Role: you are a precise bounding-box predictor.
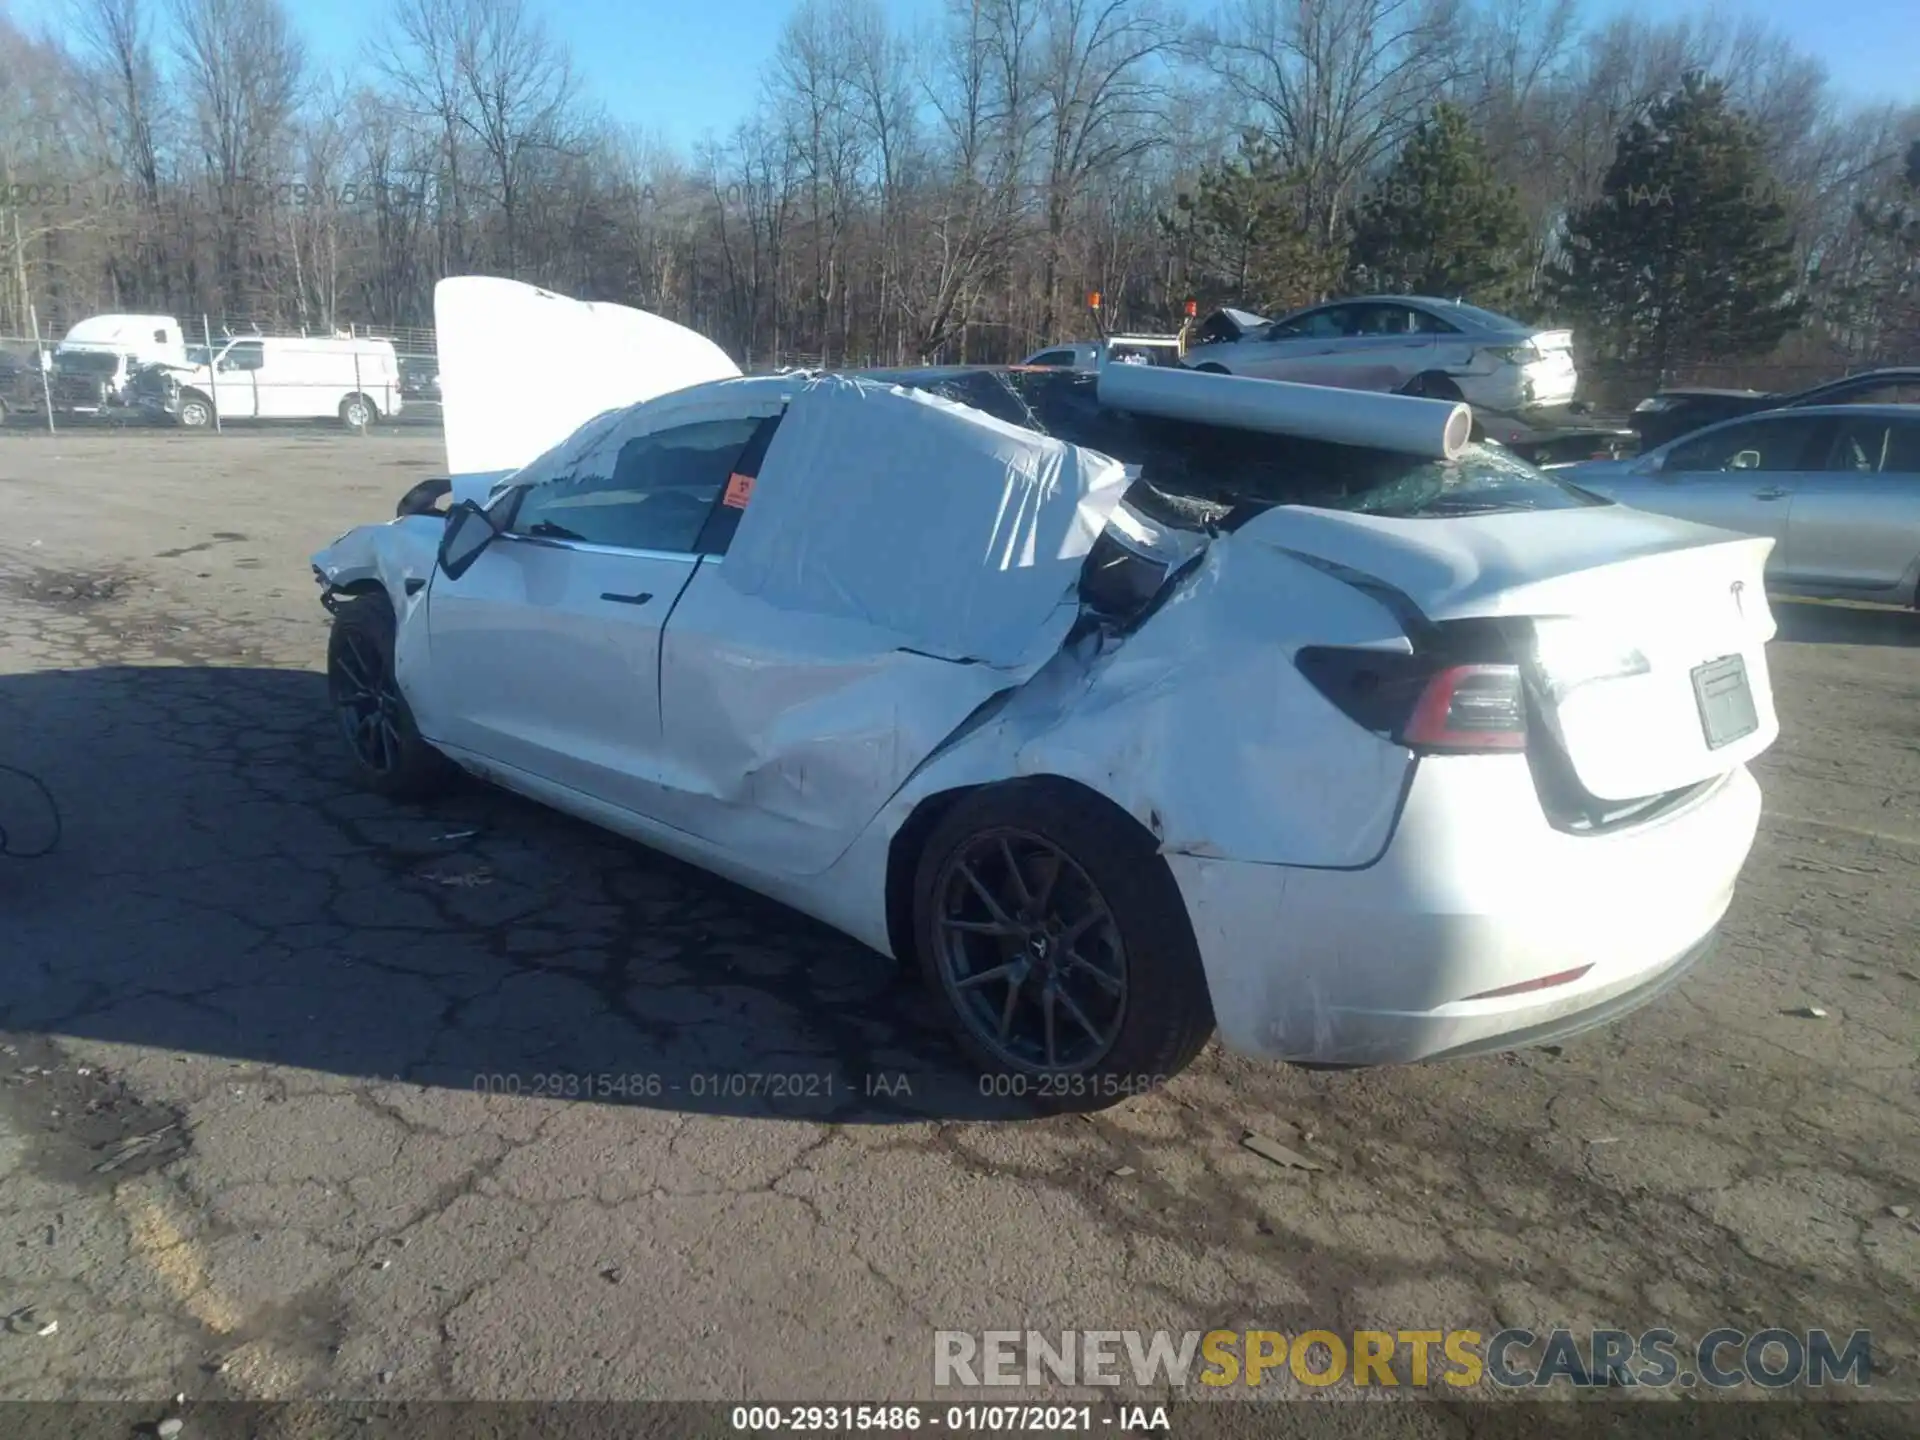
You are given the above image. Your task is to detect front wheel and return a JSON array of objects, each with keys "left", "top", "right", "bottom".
[
  {"left": 340, "top": 394, "right": 377, "bottom": 429},
  {"left": 177, "top": 392, "right": 213, "bottom": 428},
  {"left": 326, "top": 591, "right": 455, "bottom": 799},
  {"left": 912, "top": 781, "right": 1215, "bottom": 1112}
]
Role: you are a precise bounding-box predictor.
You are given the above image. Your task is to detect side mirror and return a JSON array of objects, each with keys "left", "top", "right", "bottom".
[
  {"left": 437, "top": 499, "right": 498, "bottom": 580},
  {"left": 1728, "top": 450, "right": 1762, "bottom": 470},
  {"left": 396, "top": 476, "right": 453, "bottom": 519}
]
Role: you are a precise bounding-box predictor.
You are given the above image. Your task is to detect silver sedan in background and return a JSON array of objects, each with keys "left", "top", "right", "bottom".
[
  {"left": 1563, "top": 404, "right": 1920, "bottom": 606},
  {"left": 1179, "top": 296, "right": 1579, "bottom": 414}
]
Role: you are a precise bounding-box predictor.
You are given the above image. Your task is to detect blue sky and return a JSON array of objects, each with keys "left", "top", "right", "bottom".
[{"left": 7, "top": 0, "right": 1913, "bottom": 150}]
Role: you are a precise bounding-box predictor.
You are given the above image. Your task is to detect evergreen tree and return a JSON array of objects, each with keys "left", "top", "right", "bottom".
[
  {"left": 1347, "top": 103, "right": 1531, "bottom": 310},
  {"left": 1164, "top": 132, "right": 1341, "bottom": 316},
  {"left": 1550, "top": 72, "right": 1806, "bottom": 377}
]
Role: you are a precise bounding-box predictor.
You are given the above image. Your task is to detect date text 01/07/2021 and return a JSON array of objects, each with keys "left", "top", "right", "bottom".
[
  {"left": 466, "top": 1071, "right": 914, "bottom": 1100},
  {"left": 730, "top": 1405, "right": 1172, "bottom": 1432}
]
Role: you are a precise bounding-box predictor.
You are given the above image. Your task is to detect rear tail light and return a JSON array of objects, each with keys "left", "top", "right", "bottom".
[
  {"left": 1295, "top": 648, "right": 1527, "bottom": 753},
  {"left": 1402, "top": 665, "right": 1527, "bottom": 750}
]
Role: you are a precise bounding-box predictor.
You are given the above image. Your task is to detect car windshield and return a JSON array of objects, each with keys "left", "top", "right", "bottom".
[{"left": 887, "top": 369, "right": 1607, "bottom": 523}]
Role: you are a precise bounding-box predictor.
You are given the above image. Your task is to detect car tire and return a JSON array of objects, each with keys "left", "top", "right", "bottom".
[
  {"left": 177, "top": 392, "right": 213, "bottom": 428},
  {"left": 911, "top": 780, "right": 1215, "bottom": 1112},
  {"left": 1401, "top": 372, "right": 1464, "bottom": 402},
  {"left": 1193, "top": 362, "right": 1229, "bottom": 375},
  {"left": 340, "top": 394, "right": 377, "bottom": 429},
  {"left": 325, "top": 590, "right": 456, "bottom": 800}
]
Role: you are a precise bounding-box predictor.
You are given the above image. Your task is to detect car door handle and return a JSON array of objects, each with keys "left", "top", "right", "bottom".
[
  {"left": 1752, "top": 486, "right": 1791, "bottom": 500},
  {"left": 600, "top": 590, "right": 653, "bottom": 606}
]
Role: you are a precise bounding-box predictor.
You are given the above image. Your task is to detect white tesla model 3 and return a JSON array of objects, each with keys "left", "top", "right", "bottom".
[{"left": 311, "top": 278, "right": 1779, "bottom": 1111}]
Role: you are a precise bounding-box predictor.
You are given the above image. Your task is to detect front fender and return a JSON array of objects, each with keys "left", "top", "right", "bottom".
[{"left": 310, "top": 515, "right": 446, "bottom": 621}]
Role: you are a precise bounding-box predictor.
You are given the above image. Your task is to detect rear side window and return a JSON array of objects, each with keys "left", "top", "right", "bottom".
[
  {"left": 1668, "top": 415, "right": 1826, "bottom": 473},
  {"left": 1027, "top": 351, "right": 1076, "bottom": 367},
  {"left": 1353, "top": 304, "right": 1423, "bottom": 335},
  {"left": 1276, "top": 307, "right": 1357, "bottom": 340},
  {"left": 1885, "top": 421, "right": 1920, "bottom": 474},
  {"left": 1821, "top": 416, "right": 1899, "bottom": 473}
]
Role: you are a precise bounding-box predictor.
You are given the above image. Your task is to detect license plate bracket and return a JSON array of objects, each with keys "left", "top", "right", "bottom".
[{"left": 1692, "top": 654, "right": 1758, "bottom": 749}]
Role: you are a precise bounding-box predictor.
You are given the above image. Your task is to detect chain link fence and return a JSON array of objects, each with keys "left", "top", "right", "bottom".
[
  {"left": 1, "top": 327, "right": 442, "bottom": 435},
  {"left": 5, "top": 323, "right": 1902, "bottom": 439}
]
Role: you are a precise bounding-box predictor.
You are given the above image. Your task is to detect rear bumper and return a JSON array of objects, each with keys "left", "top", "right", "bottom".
[
  {"left": 1167, "top": 758, "right": 1761, "bottom": 1065},
  {"left": 1462, "top": 360, "right": 1578, "bottom": 412},
  {"left": 1522, "top": 363, "right": 1579, "bottom": 408}
]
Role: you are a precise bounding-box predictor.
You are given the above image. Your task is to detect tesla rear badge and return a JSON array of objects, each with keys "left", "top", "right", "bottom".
[{"left": 1731, "top": 580, "right": 1746, "bottom": 619}]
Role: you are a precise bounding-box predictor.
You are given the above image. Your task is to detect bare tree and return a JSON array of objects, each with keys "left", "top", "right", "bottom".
[
  {"left": 375, "top": 0, "right": 476, "bottom": 274},
  {"left": 69, "top": 0, "right": 167, "bottom": 299},
  {"left": 1030, "top": 0, "right": 1177, "bottom": 339},
  {"left": 170, "top": 0, "right": 305, "bottom": 311},
  {"left": 453, "top": 0, "right": 578, "bottom": 273},
  {"left": 845, "top": 0, "right": 916, "bottom": 360},
  {"left": 1203, "top": 0, "right": 1467, "bottom": 244},
  {"left": 771, "top": 0, "right": 872, "bottom": 363}
]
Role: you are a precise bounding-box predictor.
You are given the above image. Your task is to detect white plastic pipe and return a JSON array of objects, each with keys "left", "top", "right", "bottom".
[{"left": 1097, "top": 362, "right": 1473, "bottom": 461}]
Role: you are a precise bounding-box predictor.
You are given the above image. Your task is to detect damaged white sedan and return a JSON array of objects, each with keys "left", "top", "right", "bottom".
[{"left": 312, "top": 278, "right": 1780, "bottom": 1110}]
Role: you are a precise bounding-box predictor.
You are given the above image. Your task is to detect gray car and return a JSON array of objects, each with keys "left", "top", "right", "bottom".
[
  {"left": 1562, "top": 404, "right": 1920, "bottom": 606},
  {"left": 1179, "top": 296, "right": 1579, "bottom": 414}
]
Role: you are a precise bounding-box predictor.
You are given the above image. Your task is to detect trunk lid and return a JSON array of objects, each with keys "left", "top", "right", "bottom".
[{"left": 1232, "top": 504, "right": 1779, "bottom": 802}]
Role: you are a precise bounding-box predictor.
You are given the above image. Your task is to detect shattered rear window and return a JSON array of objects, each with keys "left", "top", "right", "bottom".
[{"left": 886, "top": 369, "right": 1608, "bottom": 525}]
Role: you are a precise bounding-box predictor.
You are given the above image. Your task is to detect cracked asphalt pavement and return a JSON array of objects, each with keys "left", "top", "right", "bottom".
[{"left": 0, "top": 431, "right": 1915, "bottom": 1413}]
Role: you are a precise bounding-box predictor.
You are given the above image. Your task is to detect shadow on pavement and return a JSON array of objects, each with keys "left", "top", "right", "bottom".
[
  {"left": 1773, "top": 599, "right": 1920, "bottom": 648},
  {"left": 0, "top": 663, "right": 1031, "bottom": 1124}
]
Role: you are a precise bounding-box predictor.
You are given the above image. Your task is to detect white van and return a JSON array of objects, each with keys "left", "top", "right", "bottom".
[{"left": 138, "top": 336, "right": 404, "bottom": 428}]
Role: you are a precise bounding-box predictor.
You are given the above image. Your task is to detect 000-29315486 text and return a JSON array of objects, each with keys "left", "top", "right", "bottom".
[{"left": 730, "top": 1405, "right": 1100, "bottom": 1430}]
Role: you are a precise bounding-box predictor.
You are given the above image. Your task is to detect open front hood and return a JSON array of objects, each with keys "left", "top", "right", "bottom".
[{"left": 434, "top": 277, "right": 742, "bottom": 491}]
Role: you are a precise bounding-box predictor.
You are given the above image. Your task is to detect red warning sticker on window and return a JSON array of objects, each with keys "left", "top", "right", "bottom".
[{"left": 723, "top": 472, "right": 754, "bottom": 508}]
